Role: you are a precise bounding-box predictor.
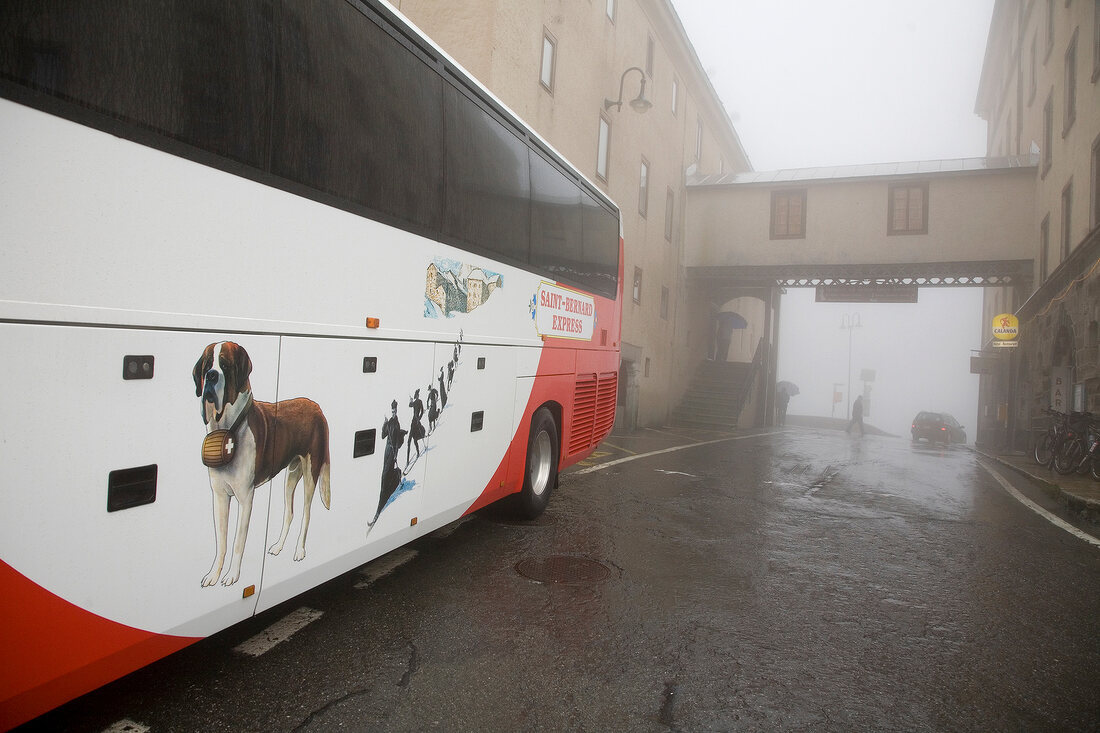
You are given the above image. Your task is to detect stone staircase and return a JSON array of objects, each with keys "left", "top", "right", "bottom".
[{"left": 670, "top": 360, "right": 755, "bottom": 430}]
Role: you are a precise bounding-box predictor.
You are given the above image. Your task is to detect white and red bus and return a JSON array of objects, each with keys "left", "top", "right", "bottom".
[{"left": 0, "top": 1, "right": 622, "bottom": 726}]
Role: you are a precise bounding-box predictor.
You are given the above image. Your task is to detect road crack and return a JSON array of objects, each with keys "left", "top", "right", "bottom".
[{"left": 398, "top": 642, "right": 420, "bottom": 687}]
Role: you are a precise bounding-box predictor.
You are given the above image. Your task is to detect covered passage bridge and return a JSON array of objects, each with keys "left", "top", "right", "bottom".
[{"left": 673, "top": 156, "right": 1037, "bottom": 430}]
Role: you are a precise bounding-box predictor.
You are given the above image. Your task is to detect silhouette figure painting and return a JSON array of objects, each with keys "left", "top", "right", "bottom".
[
  {"left": 369, "top": 400, "right": 407, "bottom": 531},
  {"left": 427, "top": 383, "right": 440, "bottom": 433},
  {"left": 407, "top": 389, "right": 425, "bottom": 468},
  {"left": 438, "top": 367, "right": 448, "bottom": 409}
]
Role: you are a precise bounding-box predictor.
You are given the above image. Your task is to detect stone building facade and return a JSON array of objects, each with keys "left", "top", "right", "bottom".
[{"left": 975, "top": 0, "right": 1100, "bottom": 448}]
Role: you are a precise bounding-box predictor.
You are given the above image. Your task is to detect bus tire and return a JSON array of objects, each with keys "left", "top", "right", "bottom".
[{"left": 517, "top": 408, "right": 559, "bottom": 519}]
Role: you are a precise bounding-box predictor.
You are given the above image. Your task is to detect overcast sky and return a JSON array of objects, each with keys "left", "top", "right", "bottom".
[{"left": 670, "top": 0, "right": 997, "bottom": 437}]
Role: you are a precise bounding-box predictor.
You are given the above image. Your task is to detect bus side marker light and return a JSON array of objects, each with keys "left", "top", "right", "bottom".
[
  {"left": 410, "top": 517, "right": 418, "bottom": 526},
  {"left": 366, "top": 317, "right": 381, "bottom": 329},
  {"left": 243, "top": 585, "right": 256, "bottom": 598}
]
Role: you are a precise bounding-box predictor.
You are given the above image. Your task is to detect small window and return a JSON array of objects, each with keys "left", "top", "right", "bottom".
[
  {"left": 644, "top": 357, "right": 651, "bottom": 377},
  {"left": 646, "top": 36, "right": 655, "bottom": 78},
  {"left": 1064, "top": 30, "right": 1078, "bottom": 135},
  {"left": 1093, "top": 0, "right": 1100, "bottom": 81},
  {"left": 1047, "top": 0, "right": 1056, "bottom": 59},
  {"left": 1030, "top": 35, "right": 1038, "bottom": 103},
  {"left": 671, "top": 77, "right": 679, "bottom": 116},
  {"left": 695, "top": 117, "right": 703, "bottom": 161},
  {"left": 660, "top": 286, "right": 669, "bottom": 320},
  {"left": 770, "top": 189, "right": 806, "bottom": 239},
  {"left": 1091, "top": 133, "right": 1100, "bottom": 228},
  {"left": 664, "top": 188, "right": 675, "bottom": 241},
  {"left": 1043, "top": 92, "right": 1054, "bottom": 176},
  {"left": 639, "top": 158, "right": 649, "bottom": 217},
  {"left": 888, "top": 183, "right": 929, "bottom": 235},
  {"left": 596, "top": 114, "right": 611, "bottom": 181},
  {"left": 1040, "top": 215, "right": 1051, "bottom": 282},
  {"left": 1062, "top": 179, "right": 1074, "bottom": 258},
  {"left": 633, "top": 267, "right": 642, "bottom": 304},
  {"left": 540, "top": 31, "right": 556, "bottom": 93}
]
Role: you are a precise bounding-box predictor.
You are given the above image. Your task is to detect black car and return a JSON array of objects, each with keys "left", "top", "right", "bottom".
[{"left": 911, "top": 411, "right": 966, "bottom": 444}]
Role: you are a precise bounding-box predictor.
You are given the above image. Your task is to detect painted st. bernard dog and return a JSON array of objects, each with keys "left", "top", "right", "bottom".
[{"left": 193, "top": 341, "right": 331, "bottom": 587}]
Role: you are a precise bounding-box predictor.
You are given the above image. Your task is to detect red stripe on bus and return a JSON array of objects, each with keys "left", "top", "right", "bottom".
[{"left": 0, "top": 560, "right": 198, "bottom": 730}]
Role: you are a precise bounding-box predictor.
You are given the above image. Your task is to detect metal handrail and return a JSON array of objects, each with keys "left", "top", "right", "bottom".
[{"left": 738, "top": 337, "right": 765, "bottom": 415}]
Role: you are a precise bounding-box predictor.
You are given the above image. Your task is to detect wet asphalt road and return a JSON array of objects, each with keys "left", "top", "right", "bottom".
[{"left": 22, "top": 428, "right": 1100, "bottom": 732}]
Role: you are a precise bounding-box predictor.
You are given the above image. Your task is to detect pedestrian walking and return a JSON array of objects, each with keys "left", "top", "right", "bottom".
[
  {"left": 846, "top": 395, "right": 864, "bottom": 436},
  {"left": 776, "top": 388, "right": 790, "bottom": 426}
]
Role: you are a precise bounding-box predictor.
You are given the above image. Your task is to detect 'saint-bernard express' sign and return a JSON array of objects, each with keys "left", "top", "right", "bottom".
[{"left": 533, "top": 282, "right": 596, "bottom": 340}]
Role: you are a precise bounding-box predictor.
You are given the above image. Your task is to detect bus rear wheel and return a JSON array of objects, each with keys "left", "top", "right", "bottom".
[{"left": 517, "top": 408, "right": 559, "bottom": 519}]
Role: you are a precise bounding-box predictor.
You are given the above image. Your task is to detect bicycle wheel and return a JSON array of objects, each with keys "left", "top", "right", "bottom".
[
  {"left": 1054, "top": 439, "right": 1084, "bottom": 474},
  {"left": 1034, "top": 432, "right": 1055, "bottom": 465}
]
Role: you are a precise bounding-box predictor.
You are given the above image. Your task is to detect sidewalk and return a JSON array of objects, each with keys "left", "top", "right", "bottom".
[{"left": 971, "top": 447, "right": 1100, "bottom": 525}]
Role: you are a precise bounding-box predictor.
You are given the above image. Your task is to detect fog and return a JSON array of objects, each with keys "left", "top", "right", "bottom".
[
  {"left": 776, "top": 288, "right": 983, "bottom": 437},
  {"left": 671, "top": 0, "right": 997, "bottom": 439}
]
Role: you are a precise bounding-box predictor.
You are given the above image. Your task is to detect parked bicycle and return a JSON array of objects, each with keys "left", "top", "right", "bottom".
[
  {"left": 1052, "top": 411, "right": 1100, "bottom": 480},
  {"left": 1033, "top": 408, "right": 1070, "bottom": 467}
]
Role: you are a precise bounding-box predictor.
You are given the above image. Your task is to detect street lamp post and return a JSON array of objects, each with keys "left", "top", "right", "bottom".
[
  {"left": 840, "top": 313, "right": 861, "bottom": 420},
  {"left": 603, "top": 67, "right": 653, "bottom": 114}
]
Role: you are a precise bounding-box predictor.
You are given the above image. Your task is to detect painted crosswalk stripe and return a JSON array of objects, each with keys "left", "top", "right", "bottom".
[
  {"left": 233, "top": 607, "right": 323, "bottom": 657},
  {"left": 101, "top": 720, "right": 149, "bottom": 733},
  {"left": 574, "top": 430, "right": 783, "bottom": 474},
  {"left": 354, "top": 548, "right": 419, "bottom": 589}
]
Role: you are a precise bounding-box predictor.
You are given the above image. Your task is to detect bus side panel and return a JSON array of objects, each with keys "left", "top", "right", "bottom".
[
  {"left": 0, "top": 325, "right": 281, "bottom": 726},
  {"left": 464, "top": 346, "right": 577, "bottom": 515},
  {"left": 252, "top": 336, "right": 432, "bottom": 612},
  {"left": 0, "top": 561, "right": 196, "bottom": 731},
  {"left": 419, "top": 341, "right": 519, "bottom": 527}
]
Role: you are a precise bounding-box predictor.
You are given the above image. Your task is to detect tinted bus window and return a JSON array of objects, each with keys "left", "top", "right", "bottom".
[
  {"left": 443, "top": 84, "right": 531, "bottom": 263},
  {"left": 530, "top": 151, "right": 583, "bottom": 279},
  {"left": 271, "top": 0, "right": 443, "bottom": 232},
  {"left": 580, "top": 190, "right": 620, "bottom": 296},
  {"left": 0, "top": 0, "right": 273, "bottom": 170}
]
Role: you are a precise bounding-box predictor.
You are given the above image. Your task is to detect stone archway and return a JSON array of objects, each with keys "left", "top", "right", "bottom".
[{"left": 714, "top": 296, "right": 764, "bottom": 363}]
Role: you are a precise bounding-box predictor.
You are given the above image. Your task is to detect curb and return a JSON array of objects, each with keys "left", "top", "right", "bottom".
[{"left": 973, "top": 448, "right": 1100, "bottom": 525}]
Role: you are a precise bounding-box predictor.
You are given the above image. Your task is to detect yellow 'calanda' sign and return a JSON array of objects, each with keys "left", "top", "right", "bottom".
[{"left": 992, "top": 313, "right": 1019, "bottom": 341}]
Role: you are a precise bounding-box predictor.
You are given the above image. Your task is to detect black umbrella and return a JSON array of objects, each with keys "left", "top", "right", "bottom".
[{"left": 777, "top": 381, "right": 800, "bottom": 396}]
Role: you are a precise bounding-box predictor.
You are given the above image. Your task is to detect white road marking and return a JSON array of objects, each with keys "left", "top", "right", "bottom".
[
  {"left": 354, "top": 548, "right": 419, "bottom": 589},
  {"left": 656, "top": 469, "right": 698, "bottom": 477},
  {"left": 101, "top": 720, "right": 149, "bottom": 733},
  {"left": 979, "top": 461, "right": 1100, "bottom": 548},
  {"left": 232, "top": 607, "right": 323, "bottom": 657},
  {"left": 574, "top": 431, "right": 784, "bottom": 475}
]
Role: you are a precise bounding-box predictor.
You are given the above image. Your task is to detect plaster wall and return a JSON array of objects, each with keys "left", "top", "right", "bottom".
[{"left": 685, "top": 170, "right": 1036, "bottom": 269}]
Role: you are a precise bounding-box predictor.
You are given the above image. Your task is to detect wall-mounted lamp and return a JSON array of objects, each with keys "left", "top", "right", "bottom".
[{"left": 604, "top": 66, "right": 652, "bottom": 113}]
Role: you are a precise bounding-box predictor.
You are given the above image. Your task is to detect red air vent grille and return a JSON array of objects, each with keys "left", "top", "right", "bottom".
[
  {"left": 569, "top": 374, "right": 598, "bottom": 455},
  {"left": 568, "top": 372, "right": 618, "bottom": 455},
  {"left": 593, "top": 371, "right": 617, "bottom": 444}
]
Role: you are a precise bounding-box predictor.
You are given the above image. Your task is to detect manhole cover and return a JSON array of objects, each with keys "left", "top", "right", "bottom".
[{"left": 515, "top": 556, "right": 610, "bottom": 585}]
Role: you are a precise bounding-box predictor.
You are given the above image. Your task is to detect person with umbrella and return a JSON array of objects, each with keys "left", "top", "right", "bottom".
[{"left": 776, "top": 381, "right": 798, "bottom": 426}]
